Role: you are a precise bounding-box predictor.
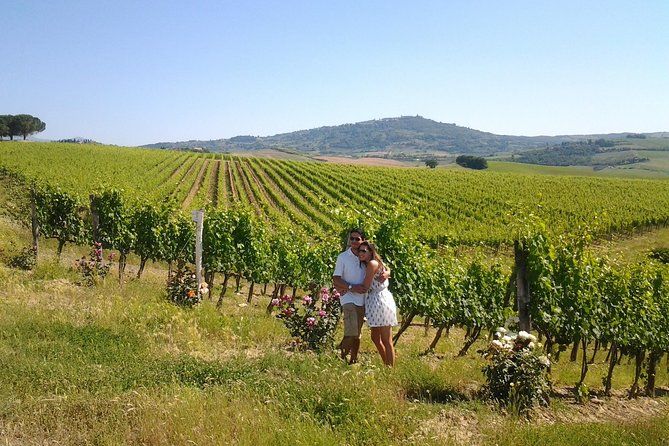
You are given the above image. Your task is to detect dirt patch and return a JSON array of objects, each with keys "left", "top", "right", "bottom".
[
  {"left": 314, "top": 156, "right": 418, "bottom": 167},
  {"left": 411, "top": 389, "right": 669, "bottom": 445}
]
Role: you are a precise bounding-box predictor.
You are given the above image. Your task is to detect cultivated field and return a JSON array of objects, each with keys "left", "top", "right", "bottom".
[{"left": 2, "top": 142, "right": 669, "bottom": 245}]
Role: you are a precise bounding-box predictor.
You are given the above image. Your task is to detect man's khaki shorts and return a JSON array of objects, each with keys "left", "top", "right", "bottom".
[{"left": 342, "top": 303, "right": 365, "bottom": 338}]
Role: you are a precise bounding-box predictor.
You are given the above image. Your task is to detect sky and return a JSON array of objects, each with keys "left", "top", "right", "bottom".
[{"left": 2, "top": 1, "right": 668, "bottom": 146}]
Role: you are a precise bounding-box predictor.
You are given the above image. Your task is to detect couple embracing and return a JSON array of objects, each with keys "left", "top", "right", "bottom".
[{"left": 333, "top": 229, "right": 398, "bottom": 366}]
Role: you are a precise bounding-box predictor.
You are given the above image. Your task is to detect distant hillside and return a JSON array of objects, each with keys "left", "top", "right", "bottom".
[
  {"left": 143, "top": 116, "right": 666, "bottom": 156},
  {"left": 511, "top": 139, "right": 651, "bottom": 168}
]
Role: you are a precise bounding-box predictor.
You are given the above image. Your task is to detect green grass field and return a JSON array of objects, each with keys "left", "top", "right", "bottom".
[{"left": 1, "top": 190, "right": 668, "bottom": 444}]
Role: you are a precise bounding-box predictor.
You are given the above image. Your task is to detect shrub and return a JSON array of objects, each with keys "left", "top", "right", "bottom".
[
  {"left": 76, "top": 242, "right": 113, "bottom": 285},
  {"left": 166, "top": 266, "right": 208, "bottom": 307},
  {"left": 456, "top": 155, "right": 488, "bottom": 170},
  {"left": 270, "top": 287, "right": 341, "bottom": 351},
  {"left": 482, "top": 328, "right": 551, "bottom": 416},
  {"left": 8, "top": 246, "right": 37, "bottom": 270}
]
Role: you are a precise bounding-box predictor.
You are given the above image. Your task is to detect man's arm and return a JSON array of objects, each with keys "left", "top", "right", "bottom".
[{"left": 333, "top": 276, "right": 349, "bottom": 295}]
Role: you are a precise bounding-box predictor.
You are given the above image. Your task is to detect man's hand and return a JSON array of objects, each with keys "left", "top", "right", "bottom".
[
  {"left": 334, "top": 284, "right": 348, "bottom": 295},
  {"left": 351, "top": 284, "right": 367, "bottom": 294}
]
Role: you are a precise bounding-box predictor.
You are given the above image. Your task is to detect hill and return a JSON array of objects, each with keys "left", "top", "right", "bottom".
[{"left": 142, "top": 116, "right": 667, "bottom": 157}]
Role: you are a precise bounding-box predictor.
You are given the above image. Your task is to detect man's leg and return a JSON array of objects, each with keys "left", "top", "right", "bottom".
[
  {"left": 349, "top": 305, "right": 365, "bottom": 364},
  {"left": 341, "top": 304, "right": 359, "bottom": 362}
]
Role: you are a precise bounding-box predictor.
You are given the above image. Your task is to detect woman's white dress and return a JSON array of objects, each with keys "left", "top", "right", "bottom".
[{"left": 365, "top": 268, "right": 398, "bottom": 327}]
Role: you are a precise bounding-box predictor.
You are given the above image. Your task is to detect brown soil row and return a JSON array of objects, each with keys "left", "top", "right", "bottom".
[
  {"left": 249, "top": 161, "right": 314, "bottom": 225},
  {"left": 225, "top": 161, "right": 237, "bottom": 201},
  {"left": 209, "top": 160, "right": 220, "bottom": 207},
  {"left": 181, "top": 159, "right": 210, "bottom": 209}
]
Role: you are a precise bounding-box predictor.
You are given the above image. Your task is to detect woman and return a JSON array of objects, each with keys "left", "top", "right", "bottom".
[{"left": 357, "top": 241, "right": 398, "bottom": 366}]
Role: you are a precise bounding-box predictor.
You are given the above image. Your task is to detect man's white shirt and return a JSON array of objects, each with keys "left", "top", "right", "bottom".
[{"left": 333, "top": 248, "right": 366, "bottom": 306}]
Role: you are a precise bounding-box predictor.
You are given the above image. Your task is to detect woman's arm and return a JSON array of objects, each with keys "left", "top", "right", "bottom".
[{"left": 359, "top": 260, "right": 379, "bottom": 293}]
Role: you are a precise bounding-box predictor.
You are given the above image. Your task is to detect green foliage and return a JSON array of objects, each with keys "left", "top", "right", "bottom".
[
  {"left": 132, "top": 201, "right": 169, "bottom": 276},
  {"left": 32, "top": 185, "right": 87, "bottom": 256},
  {"left": 3, "top": 114, "right": 46, "bottom": 140},
  {"left": 4, "top": 142, "right": 669, "bottom": 246},
  {"left": 513, "top": 140, "right": 648, "bottom": 168},
  {"left": 456, "top": 155, "right": 488, "bottom": 169},
  {"left": 424, "top": 158, "right": 438, "bottom": 168},
  {"left": 161, "top": 211, "right": 195, "bottom": 267}
]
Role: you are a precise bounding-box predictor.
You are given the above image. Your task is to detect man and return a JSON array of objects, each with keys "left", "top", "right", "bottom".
[
  {"left": 333, "top": 229, "right": 390, "bottom": 364},
  {"left": 333, "top": 229, "right": 367, "bottom": 364}
]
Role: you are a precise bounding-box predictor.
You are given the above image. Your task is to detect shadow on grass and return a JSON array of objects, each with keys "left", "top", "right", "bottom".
[{"left": 403, "top": 383, "right": 475, "bottom": 404}]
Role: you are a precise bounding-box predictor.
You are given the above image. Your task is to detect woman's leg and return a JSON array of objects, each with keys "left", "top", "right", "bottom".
[
  {"left": 370, "top": 327, "right": 386, "bottom": 363},
  {"left": 379, "top": 326, "right": 395, "bottom": 366}
]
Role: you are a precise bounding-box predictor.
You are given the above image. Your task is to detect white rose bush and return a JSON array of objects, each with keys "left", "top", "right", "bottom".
[{"left": 482, "top": 328, "right": 551, "bottom": 416}]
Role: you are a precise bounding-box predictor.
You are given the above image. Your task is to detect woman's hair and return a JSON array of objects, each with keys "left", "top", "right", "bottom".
[{"left": 358, "top": 241, "right": 385, "bottom": 271}]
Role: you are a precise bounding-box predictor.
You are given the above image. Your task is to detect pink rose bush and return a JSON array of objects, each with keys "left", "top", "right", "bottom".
[
  {"left": 270, "top": 287, "right": 341, "bottom": 351},
  {"left": 76, "top": 242, "right": 112, "bottom": 285},
  {"left": 166, "top": 266, "right": 207, "bottom": 308}
]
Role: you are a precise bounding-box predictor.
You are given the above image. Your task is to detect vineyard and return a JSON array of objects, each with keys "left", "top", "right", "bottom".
[
  {"left": 2, "top": 142, "right": 669, "bottom": 245},
  {"left": 1, "top": 142, "right": 669, "bottom": 442}
]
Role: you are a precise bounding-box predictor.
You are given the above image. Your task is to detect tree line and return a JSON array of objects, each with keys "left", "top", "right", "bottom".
[{"left": 0, "top": 114, "right": 46, "bottom": 141}]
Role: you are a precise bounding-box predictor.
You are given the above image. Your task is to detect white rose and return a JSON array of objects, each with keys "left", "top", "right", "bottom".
[
  {"left": 528, "top": 342, "right": 535, "bottom": 349},
  {"left": 517, "top": 331, "right": 530, "bottom": 340},
  {"left": 539, "top": 355, "right": 551, "bottom": 367}
]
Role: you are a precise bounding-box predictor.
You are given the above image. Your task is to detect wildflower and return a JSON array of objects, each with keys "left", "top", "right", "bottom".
[
  {"left": 332, "top": 290, "right": 341, "bottom": 300},
  {"left": 491, "top": 340, "right": 504, "bottom": 349},
  {"left": 538, "top": 355, "right": 551, "bottom": 367},
  {"left": 318, "top": 310, "right": 326, "bottom": 318},
  {"left": 306, "top": 317, "right": 316, "bottom": 328},
  {"left": 496, "top": 327, "right": 507, "bottom": 335},
  {"left": 517, "top": 331, "right": 531, "bottom": 341},
  {"left": 187, "top": 290, "right": 196, "bottom": 298},
  {"left": 528, "top": 342, "right": 535, "bottom": 349},
  {"left": 282, "top": 307, "right": 294, "bottom": 317},
  {"left": 271, "top": 298, "right": 280, "bottom": 307},
  {"left": 303, "top": 296, "right": 312, "bottom": 305}
]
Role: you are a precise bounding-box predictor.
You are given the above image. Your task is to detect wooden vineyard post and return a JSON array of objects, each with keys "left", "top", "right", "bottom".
[
  {"left": 514, "top": 240, "right": 531, "bottom": 332},
  {"left": 30, "top": 190, "right": 39, "bottom": 256},
  {"left": 192, "top": 209, "right": 204, "bottom": 298},
  {"left": 89, "top": 194, "right": 99, "bottom": 242}
]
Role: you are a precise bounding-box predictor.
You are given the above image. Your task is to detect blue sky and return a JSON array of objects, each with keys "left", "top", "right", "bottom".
[{"left": 2, "top": 1, "right": 668, "bottom": 146}]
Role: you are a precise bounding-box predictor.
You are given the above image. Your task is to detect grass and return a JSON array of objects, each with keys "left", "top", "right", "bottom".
[
  {"left": 1, "top": 176, "right": 668, "bottom": 444},
  {"left": 1, "top": 251, "right": 667, "bottom": 445}
]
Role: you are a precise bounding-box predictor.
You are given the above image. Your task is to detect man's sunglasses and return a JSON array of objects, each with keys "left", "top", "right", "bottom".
[{"left": 349, "top": 237, "right": 362, "bottom": 242}]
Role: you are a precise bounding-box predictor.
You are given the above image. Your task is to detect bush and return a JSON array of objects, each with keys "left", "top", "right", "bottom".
[
  {"left": 76, "top": 242, "right": 113, "bottom": 285},
  {"left": 482, "top": 328, "right": 551, "bottom": 416},
  {"left": 270, "top": 287, "right": 341, "bottom": 351},
  {"left": 166, "top": 266, "right": 208, "bottom": 307},
  {"left": 8, "top": 246, "right": 37, "bottom": 270},
  {"left": 456, "top": 155, "right": 488, "bottom": 170}
]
